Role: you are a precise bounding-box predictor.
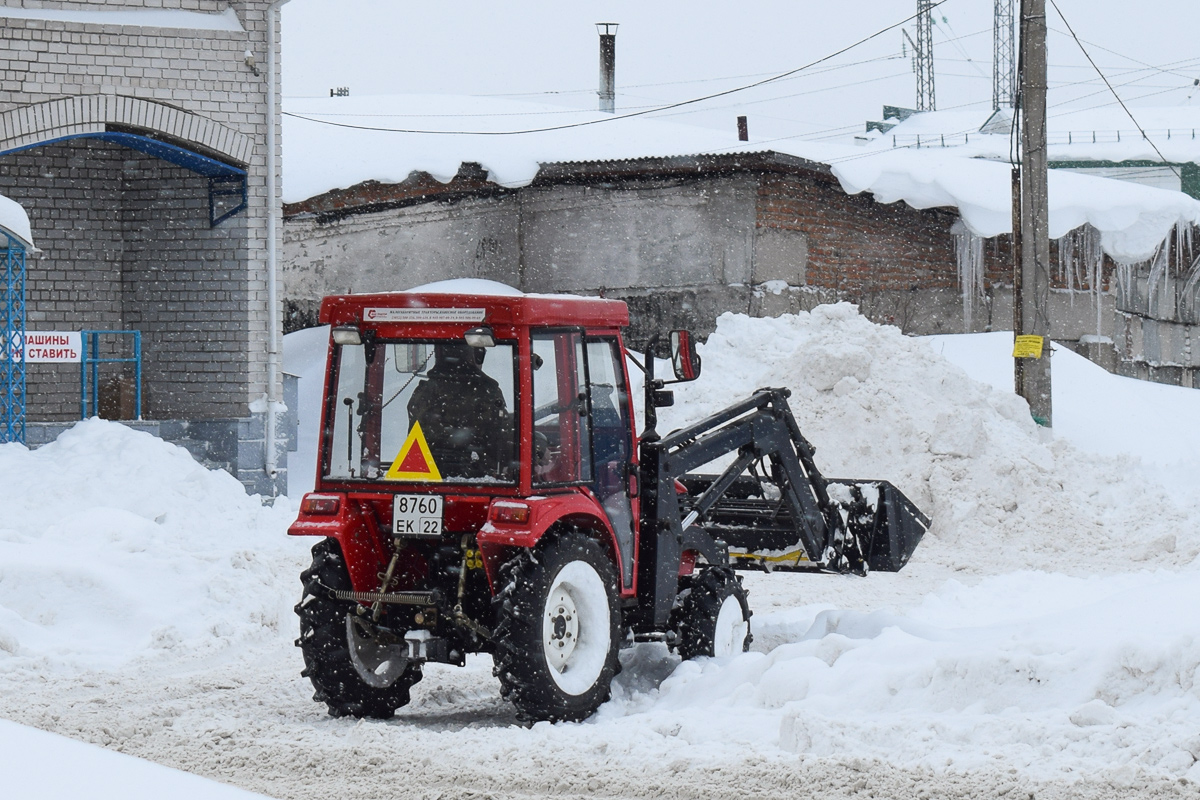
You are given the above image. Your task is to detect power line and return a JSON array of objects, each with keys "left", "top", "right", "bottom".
[
  {"left": 1049, "top": 0, "right": 1185, "bottom": 180},
  {"left": 282, "top": 0, "right": 950, "bottom": 137},
  {"left": 1046, "top": 25, "right": 1200, "bottom": 81}
]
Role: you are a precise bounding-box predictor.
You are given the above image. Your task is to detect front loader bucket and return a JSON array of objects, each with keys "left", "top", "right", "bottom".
[{"left": 845, "top": 480, "right": 929, "bottom": 573}]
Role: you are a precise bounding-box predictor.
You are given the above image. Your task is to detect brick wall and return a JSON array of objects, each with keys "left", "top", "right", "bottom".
[
  {"left": 756, "top": 172, "right": 961, "bottom": 293},
  {"left": 0, "top": 139, "right": 124, "bottom": 418},
  {"left": 122, "top": 151, "right": 249, "bottom": 419},
  {"left": 0, "top": 0, "right": 279, "bottom": 412},
  {"left": 0, "top": 139, "right": 250, "bottom": 420}
]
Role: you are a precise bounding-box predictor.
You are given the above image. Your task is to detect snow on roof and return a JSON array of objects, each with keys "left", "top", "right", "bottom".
[
  {"left": 0, "top": 192, "right": 33, "bottom": 249},
  {"left": 0, "top": 6, "right": 244, "bottom": 32},
  {"left": 877, "top": 106, "right": 1200, "bottom": 165},
  {"left": 283, "top": 94, "right": 764, "bottom": 202},
  {"left": 284, "top": 94, "right": 1200, "bottom": 264},
  {"left": 879, "top": 109, "right": 995, "bottom": 137},
  {"left": 831, "top": 148, "right": 1200, "bottom": 262},
  {"left": 404, "top": 278, "right": 524, "bottom": 296}
]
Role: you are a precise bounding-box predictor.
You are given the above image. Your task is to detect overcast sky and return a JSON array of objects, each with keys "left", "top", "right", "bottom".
[{"left": 281, "top": 0, "right": 1200, "bottom": 144}]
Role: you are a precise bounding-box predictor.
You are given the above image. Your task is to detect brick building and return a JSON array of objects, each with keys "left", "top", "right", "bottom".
[
  {"left": 0, "top": 1, "right": 290, "bottom": 494},
  {"left": 284, "top": 150, "right": 1045, "bottom": 347}
]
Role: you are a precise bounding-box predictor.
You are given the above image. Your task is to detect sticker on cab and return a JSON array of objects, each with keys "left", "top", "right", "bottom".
[{"left": 385, "top": 422, "right": 443, "bottom": 482}]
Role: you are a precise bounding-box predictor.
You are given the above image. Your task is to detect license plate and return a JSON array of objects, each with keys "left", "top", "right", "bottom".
[{"left": 392, "top": 494, "right": 444, "bottom": 537}]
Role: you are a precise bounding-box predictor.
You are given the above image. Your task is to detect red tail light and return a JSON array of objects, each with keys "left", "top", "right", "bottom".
[
  {"left": 491, "top": 501, "right": 531, "bottom": 525},
  {"left": 301, "top": 494, "right": 341, "bottom": 515}
]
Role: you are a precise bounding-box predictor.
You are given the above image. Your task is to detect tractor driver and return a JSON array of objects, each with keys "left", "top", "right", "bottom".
[{"left": 407, "top": 341, "right": 514, "bottom": 480}]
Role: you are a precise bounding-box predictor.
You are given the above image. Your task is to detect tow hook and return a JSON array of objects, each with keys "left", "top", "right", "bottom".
[{"left": 404, "top": 629, "right": 453, "bottom": 663}]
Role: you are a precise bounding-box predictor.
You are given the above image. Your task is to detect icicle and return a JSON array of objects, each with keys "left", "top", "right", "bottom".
[
  {"left": 1116, "top": 260, "right": 1136, "bottom": 312},
  {"left": 1083, "top": 226, "right": 1104, "bottom": 338},
  {"left": 1057, "top": 233, "right": 1075, "bottom": 302},
  {"left": 1146, "top": 241, "right": 1169, "bottom": 317},
  {"left": 952, "top": 219, "right": 984, "bottom": 331},
  {"left": 1180, "top": 251, "right": 1200, "bottom": 321},
  {"left": 1175, "top": 223, "right": 1186, "bottom": 275}
]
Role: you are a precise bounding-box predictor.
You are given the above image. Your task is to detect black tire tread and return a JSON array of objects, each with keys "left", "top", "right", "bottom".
[
  {"left": 295, "top": 539, "right": 422, "bottom": 719},
  {"left": 672, "top": 566, "right": 752, "bottom": 660},
  {"left": 491, "top": 531, "right": 621, "bottom": 723}
]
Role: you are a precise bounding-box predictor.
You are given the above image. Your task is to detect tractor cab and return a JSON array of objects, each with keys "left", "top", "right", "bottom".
[{"left": 303, "top": 287, "right": 648, "bottom": 595}]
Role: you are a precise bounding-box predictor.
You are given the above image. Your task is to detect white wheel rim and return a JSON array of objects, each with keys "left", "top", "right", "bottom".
[
  {"left": 711, "top": 594, "right": 749, "bottom": 657},
  {"left": 542, "top": 560, "right": 610, "bottom": 696},
  {"left": 346, "top": 615, "right": 410, "bottom": 688}
]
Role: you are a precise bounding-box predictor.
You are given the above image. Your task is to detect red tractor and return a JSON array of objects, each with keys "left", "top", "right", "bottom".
[{"left": 289, "top": 288, "right": 928, "bottom": 722}]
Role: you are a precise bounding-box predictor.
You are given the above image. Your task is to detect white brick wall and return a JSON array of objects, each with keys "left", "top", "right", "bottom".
[{"left": 0, "top": 0, "right": 282, "bottom": 415}]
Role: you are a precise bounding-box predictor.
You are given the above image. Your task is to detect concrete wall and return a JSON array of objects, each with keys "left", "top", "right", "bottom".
[
  {"left": 284, "top": 175, "right": 767, "bottom": 344},
  {"left": 281, "top": 167, "right": 1125, "bottom": 357},
  {"left": 1113, "top": 256, "right": 1200, "bottom": 387},
  {"left": 284, "top": 192, "right": 519, "bottom": 322}
]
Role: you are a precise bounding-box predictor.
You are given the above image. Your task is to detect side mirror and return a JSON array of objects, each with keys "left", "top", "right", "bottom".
[{"left": 670, "top": 330, "right": 702, "bottom": 382}]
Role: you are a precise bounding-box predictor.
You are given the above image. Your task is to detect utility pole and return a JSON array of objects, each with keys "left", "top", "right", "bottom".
[
  {"left": 915, "top": 0, "right": 936, "bottom": 111},
  {"left": 993, "top": 0, "right": 1016, "bottom": 109},
  {"left": 1013, "top": 0, "right": 1052, "bottom": 426}
]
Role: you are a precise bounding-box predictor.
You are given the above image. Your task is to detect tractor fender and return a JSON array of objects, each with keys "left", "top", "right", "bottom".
[
  {"left": 476, "top": 493, "right": 623, "bottom": 592},
  {"left": 288, "top": 493, "right": 390, "bottom": 594}
]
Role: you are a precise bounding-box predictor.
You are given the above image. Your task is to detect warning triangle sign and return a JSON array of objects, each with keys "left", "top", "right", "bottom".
[{"left": 385, "top": 422, "right": 443, "bottom": 482}]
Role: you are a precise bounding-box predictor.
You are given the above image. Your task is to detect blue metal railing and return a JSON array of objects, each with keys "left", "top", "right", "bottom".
[
  {"left": 80, "top": 330, "right": 142, "bottom": 420},
  {"left": 1, "top": 230, "right": 26, "bottom": 444}
]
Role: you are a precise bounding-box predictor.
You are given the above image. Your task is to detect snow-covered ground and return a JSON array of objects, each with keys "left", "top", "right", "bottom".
[
  {"left": 0, "top": 719, "right": 272, "bottom": 800},
  {"left": 4, "top": 305, "right": 1200, "bottom": 799}
]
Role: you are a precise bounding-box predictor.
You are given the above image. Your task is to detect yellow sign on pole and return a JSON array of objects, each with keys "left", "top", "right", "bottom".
[{"left": 1013, "top": 334, "right": 1045, "bottom": 359}]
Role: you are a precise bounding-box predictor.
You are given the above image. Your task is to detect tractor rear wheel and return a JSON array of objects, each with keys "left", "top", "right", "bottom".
[
  {"left": 295, "top": 539, "right": 423, "bottom": 719},
  {"left": 492, "top": 531, "right": 621, "bottom": 722},
  {"left": 673, "top": 567, "right": 752, "bottom": 660}
]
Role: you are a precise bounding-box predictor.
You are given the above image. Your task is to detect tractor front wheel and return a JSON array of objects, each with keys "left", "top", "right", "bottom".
[
  {"left": 492, "top": 531, "right": 621, "bottom": 722},
  {"left": 673, "top": 567, "right": 752, "bottom": 660},
  {"left": 295, "top": 539, "right": 423, "bottom": 719}
]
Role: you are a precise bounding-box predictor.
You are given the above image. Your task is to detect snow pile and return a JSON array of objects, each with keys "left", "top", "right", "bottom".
[
  {"left": 0, "top": 419, "right": 301, "bottom": 669},
  {"left": 8, "top": 309, "right": 1200, "bottom": 793},
  {"left": 0, "top": 192, "right": 33, "bottom": 248},
  {"left": 927, "top": 331, "right": 1200, "bottom": 486},
  {"left": 661, "top": 303, "right": 1200, "bottom": 572},
  {"left": 285, "top": 323, "right": 330, "bottom": 497},
  {"left": 609, "top": 569, "right": 1200, "bottom": 780},
  {"left": 0, "top": 719, "right": 272, "bottom": 800}
]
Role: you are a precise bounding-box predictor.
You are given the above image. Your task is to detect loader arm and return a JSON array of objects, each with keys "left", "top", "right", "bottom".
[{"left": 635, "top": 388, "right": 866, "bottom": 628}]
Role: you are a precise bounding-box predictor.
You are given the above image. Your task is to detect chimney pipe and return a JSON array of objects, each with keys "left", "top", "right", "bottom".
[
  {"left": 596, "top": 22, "right": 618, "bottom": 113},
  {"left": 737, "top": 116, "right": 749, "bottom": 141}
]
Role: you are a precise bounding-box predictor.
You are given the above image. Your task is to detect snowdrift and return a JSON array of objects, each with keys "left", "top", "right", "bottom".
[
  {"left": 0, "top": 419, "right": 301, "bottom": 668},
  {"left": 661, "top": 304, "right": 1200, "bottom": 574},
  {"left": 4, "top": 305, "right": 1200, "bottom": 788}
]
